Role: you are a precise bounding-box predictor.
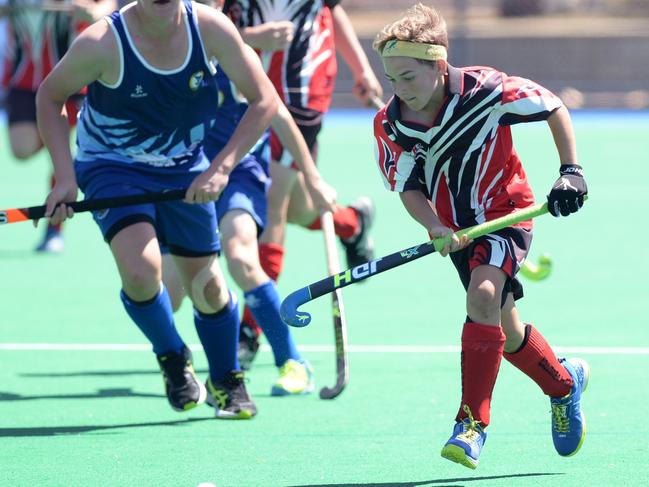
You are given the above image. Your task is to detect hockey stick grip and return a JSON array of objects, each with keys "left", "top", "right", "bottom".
[
  {"left": 25, "top": 189, "right": 188, "bottom": 221},
  {"left": 281, "top": 202, "right": 551, "bottom": 327}
]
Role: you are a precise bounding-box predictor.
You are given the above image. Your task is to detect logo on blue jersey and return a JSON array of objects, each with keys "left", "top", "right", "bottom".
[
  {"left": 189, "top": 71, "right": 205, "bottom": 91},
  {"left": 130, "top": 85, "right": 148, "bottom": 98}
]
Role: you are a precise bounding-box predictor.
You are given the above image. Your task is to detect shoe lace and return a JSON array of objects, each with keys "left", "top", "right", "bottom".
[
  {"left": 211, "top": 372, "right": 250, "bottom": 409},
  {"left": 458, "top": 404, "right": 483, "bottom": 442},
  {"left": 228, "top": 372, "right": 250, "bottom": 402},
  {"left": 159, "top": 352, "right": 191, "bottom": 386},
  {"left": 278, "top": 360, "right": 301, "bottom": 380},
  {"left": 551, "top": 400, "right": 571, "bottom": 433}
]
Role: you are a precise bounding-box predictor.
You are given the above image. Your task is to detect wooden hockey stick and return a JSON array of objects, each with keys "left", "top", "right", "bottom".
[{"left": 318, "top": 211, "right": 349, "bottom": 399}]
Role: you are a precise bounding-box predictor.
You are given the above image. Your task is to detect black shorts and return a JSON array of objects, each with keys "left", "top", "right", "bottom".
[
  {"left": 449, "top": 226, "right": 532, "bottom": 306},
  {"left": 270, "top": 106, "right": 323, "bottom": 168},
  {"left": 7, "top": 87, "right": 84, "bottom": 126},
  {"left": 7, "top": 88, "right": 37, "bottom": 125}
]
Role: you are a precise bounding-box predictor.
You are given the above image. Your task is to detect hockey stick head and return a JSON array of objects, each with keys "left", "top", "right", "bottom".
[
  {"left": 519, "top": 253, "right": 552, "bottom": 281},
  {"left": 280, "top": 287, "right": 313, "bottom": 327},
  {"left": 319, "top": 383, "right": 345, "bottom": 399}
]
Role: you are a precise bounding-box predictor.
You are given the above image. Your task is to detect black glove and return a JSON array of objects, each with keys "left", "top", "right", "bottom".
[{"left": 547, "top": 164, "right": 588, "bottom": 217}]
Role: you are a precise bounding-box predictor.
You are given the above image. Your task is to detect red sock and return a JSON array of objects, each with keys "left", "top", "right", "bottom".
[
  {"left": 456, "top": 322, "right": 506, "bottom": 427},
  {"left": 504, "top": 324, "right": 573, "bottom": 397},
  {"left": 258, "top": 242, "right": 284, "bottom": 281},
  {"left": 241, "top": 243, "right": 285, "bottom": 334},
  {"left": 48, "top": 174, "right": 62, "bottom": 233},
  {"left": 306, "top": 206, "right": 359, "bottom": 240}
]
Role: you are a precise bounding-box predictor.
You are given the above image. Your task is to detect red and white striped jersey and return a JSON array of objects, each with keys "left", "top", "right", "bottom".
[
  {"left": 374, "top": 65, "right": 563, "bottom": 231},
  {"left": 2, "top": 3, "right": 83, "bottom": 91},
  {"left": 222, "top": 0, "right": 340, "bottom": 113}
]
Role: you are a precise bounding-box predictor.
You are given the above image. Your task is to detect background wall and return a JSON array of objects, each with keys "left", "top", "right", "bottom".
[{"left": 334, "top": 0, "right": 649, "bottom": 108}]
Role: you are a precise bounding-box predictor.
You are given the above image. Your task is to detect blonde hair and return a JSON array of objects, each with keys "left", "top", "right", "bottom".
[{"left": 373, "top": 3, "right": 448, "bottom": 55}]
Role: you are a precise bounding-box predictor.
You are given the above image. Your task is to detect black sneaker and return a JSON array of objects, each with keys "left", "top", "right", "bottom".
[
  {"left": 341, "top": 197, "right": 375, "bottom": 268},
  {"left": 238, "top": 321, "right": 261, "bottom": 370},
  {"left": 156, "top": 346, "right": 207, "bottom": 412},
  {"left": 206, "top": 371, "right": 257, "bottom": 419}
]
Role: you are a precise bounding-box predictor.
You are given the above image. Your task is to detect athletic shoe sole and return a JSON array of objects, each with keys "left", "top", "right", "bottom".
[{"left": 441, "top": 444, "right": 478, "bottom": 469}]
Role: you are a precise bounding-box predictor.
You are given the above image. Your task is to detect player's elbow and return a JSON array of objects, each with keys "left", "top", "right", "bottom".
[
  {"left": 258, "top": 90, "right": 279, "bottom": 125},
  {"left": 35, "top": 78, "right": 64, "bottom": 117}
]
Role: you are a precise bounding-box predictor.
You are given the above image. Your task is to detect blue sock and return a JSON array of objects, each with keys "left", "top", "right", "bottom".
[
  {"left": 245, "top": 280, "right": 300, "bottom": 367},
  {"left": 194, "top": 291, "right": 240, "bottom": 382},
  {"left": 120, "top": 284, "right": 184, "bottom": 355}
]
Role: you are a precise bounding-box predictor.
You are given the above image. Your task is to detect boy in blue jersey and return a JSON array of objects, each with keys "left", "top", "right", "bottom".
[
  {"left": 217, "top": 0, "right": 384, "bottom": 368},
  {"left": 163, "top": 63, "right": 337, "bottom": 395},
  {"left": 36, "top": 0, "right": 278, "bottom": 419}
]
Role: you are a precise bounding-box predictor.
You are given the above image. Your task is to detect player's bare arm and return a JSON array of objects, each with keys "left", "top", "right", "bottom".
[
  {"left": 546, "top": 105, "right": 579, "bottom": 166},
  {"left": 331, "top": 4, "right": 382, "bottom": 104},
  {"left": 196, "top": 6, "right": 277, "bottom": 176},
  {"left": 269, "top": 99, "right": 337, "bottom": 213},
  {"left": 241, "top": 21, "right": 294, "bottom": 51},
  {"left": 36, "top": 20, "right": 117, "bottom": 222},
  {"left": 399, "top": 190, "right": 466, "bottom": 256},
  {"left": 546, "top": 105, "right": 587, "bottom": 216}
]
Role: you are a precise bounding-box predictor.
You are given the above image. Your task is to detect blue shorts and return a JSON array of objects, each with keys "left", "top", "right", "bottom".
[
  {"left": 207, "top": 132, "right": 270, "bottom": 237},
  {"left": 75, "top": 161, "right": 220, "bottom": 256},
  {"left": 216, "top": 156, "right": 268, "bottom": 236}
]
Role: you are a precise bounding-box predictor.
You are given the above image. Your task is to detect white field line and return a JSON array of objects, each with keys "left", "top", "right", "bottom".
[{"left": 0, "top": 343, "right": 648, "bottom": 355}]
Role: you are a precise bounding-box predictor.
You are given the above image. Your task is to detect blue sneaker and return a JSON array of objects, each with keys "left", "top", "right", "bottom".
[
  {"left": 551, "top": 358, "right": 590, "bottom": 456},
  {"left": 35, "top": 227, "right": 64, "bottom": 253},
  {"left": 441, "top": 405, "right": 487, "bottom": 469},
  {"left": 271, "top": 359, "right": 315, "bottom": 396}
]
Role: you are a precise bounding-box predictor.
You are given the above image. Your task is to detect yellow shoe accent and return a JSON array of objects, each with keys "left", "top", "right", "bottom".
[
  {"left": 440, "top": 405, "right": 485, "bottom": 469},
  {"left": 440, "top": 444, "right": 478, "bottom": 469},
  {"left": 271, "top": 359, "right": 314, "bottom": 396}
]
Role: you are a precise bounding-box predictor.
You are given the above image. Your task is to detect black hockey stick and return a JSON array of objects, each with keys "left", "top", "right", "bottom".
[
  {"left": 281, "top": 202, "right": 551, "bottom": 327},
  {"left": 0, "top": 189, "right": 187, "bottom": 225}
]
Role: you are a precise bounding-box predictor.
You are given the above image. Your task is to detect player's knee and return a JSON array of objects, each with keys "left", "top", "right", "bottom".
[
  {"left": 121, "top": 260, "right": 161, "bottom": 297},
  {"left": 467, "top": 282, "right": 500, "bottom": 322},
  {"left": 225, "top": 251, "right": 257, "bottom": 286},
  {"left": 188, "top": 264, "right": 229, "bottom": 313},
  {"left": 10, "top": 142, "right": 41, "bottom": 160}
]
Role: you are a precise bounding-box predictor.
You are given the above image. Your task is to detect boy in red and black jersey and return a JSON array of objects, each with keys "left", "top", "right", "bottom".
[
  {"left": 372, "top": 3, "right": 589, "bottom": 470},
  {"left": 2, "top": 0, "right": 116, "bottom": 252}
]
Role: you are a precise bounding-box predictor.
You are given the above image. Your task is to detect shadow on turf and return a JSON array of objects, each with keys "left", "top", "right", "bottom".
[
  {"left": 287, "top": 473, "right": 564, "bottom": 487},
  {"left": 0, "top": 417, "right": 213, "bottom": 437},
  {"left": 20, "top": 363, "right": 275, "bottom": 378},
  {"left": 0, "top": 388, "right": 164, "bottom": 401}
]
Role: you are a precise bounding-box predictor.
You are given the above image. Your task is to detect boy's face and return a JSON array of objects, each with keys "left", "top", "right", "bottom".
[{"left": 383, "top": 56, "right": 444, "bottom": 112}]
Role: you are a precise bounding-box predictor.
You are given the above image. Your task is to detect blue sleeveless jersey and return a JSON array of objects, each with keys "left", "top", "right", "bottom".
[{"left": 76, "top": 0, "right": 219, "bottom": 172}]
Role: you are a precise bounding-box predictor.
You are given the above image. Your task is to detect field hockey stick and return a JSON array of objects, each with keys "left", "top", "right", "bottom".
[
  {"left": 520, "top": 254, "right": 552, "bottom": 281},
  {"left": 281, "top": 202, "right": 551, "bottom": 327},
  {"left": 319, "top": 211, "right": 349, "bottom": 399},
  {"left": 0, "top": 189, "right": 187, "bottom": 225}
]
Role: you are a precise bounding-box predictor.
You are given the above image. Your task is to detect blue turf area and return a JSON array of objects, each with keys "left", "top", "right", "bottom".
[{"left": 0, "top": 110, "right": 648, "bottom": 486}]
